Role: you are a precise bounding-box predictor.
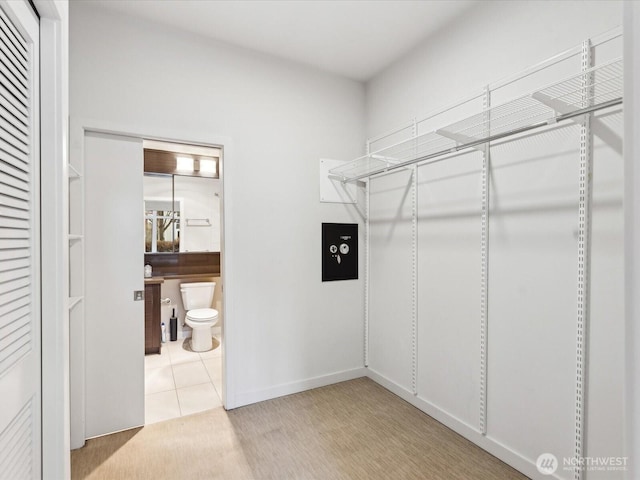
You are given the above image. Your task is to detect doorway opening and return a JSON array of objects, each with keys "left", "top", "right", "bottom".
[
  {"left": 74, "top": 128, "right": 229, "bottom": 447},
  {"left": 142, "top": 139, "right": 224, "bottom": 424}
]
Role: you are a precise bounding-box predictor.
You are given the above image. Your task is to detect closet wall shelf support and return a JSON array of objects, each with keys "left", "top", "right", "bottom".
[
  {"left": 68, "top": 296, "right": 83, "bottom": 310},
  {"left": 328, "top": 173, "right": 366, "bottom": 187},
  {"left": 434, "top": 129, "right": 486, "bottom": 153},
  {"left": 531, "top": 92, "right": 578, "bottom": 116},
  {"left": 330, "top": 59, "right": 623, "bottom": 183},
  {"left": 68, "top": 164, "right": 82, "bottom": 178}
]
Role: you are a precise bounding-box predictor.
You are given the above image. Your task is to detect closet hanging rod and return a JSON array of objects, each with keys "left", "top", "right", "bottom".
[{"left": 332, "top": 97, "right": 621, "bottom": 184}]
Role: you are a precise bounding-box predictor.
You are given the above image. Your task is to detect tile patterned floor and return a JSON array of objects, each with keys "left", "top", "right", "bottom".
[{"left": 144, "top": 336, "right": 222, "bottom": 425}]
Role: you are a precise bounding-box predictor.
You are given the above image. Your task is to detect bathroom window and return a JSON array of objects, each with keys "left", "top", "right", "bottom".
[{"left": 144, "top": 199, "right": 181, "bottom": 252}]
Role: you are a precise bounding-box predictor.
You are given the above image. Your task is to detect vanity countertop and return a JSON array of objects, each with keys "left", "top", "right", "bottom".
[
  {"left": 160, "top": 273, "right": 220, "bottom": 280},
  {"left": 144, "top": 276, "right": 165, "bottom": 285},
  {"left": 145, "top": 273, "right": 218, "bottom": 283}
]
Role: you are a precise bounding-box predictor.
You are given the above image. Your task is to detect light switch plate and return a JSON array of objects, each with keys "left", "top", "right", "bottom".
[{"left": 134, "top": 290, "right": 144, "bottom": 301}]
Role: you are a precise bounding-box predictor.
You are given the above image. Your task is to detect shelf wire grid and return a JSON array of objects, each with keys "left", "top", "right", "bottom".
[{"left": 330, "top": 59, "right": 622, "bottom": 181}]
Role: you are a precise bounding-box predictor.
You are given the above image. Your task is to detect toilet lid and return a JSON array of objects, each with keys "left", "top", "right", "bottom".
[{"left": 187, "top": 308, "right": 218, "bottom": 321}]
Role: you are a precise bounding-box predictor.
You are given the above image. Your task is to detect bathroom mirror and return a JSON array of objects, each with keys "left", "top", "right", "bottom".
[
  {"left": 143, "top": 173, "right": 220, "bottom": 253},
  {"left": 144, "top": 174, "right": 179, "bottom": 252},
  {"left": 174, "top": 175, "right": 220, "bottom": 252}
]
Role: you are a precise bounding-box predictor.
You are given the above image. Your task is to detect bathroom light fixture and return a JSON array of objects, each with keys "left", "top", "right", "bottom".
[
  {"left": 199, "top": 158, "right": 217, "bottom": 174},
  {"left": 176, "top": 156, "right": 194, "bottom": 172}
]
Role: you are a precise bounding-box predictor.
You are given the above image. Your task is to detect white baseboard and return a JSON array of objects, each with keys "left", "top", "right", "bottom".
[
  {"left": 231, "top": 367, "right": 367, "bottom": 409},
  {"left": 366, "top": 368, "right": 560, "bottom": 480}
]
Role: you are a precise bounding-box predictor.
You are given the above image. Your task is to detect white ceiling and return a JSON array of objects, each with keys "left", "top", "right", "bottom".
[{"left": 91, "top": 0, "right": 477, "bottom": 82}]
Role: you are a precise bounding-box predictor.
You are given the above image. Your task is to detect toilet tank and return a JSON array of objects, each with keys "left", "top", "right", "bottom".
[{"left": 180, "top": 282, "right": 215, "bottom": 310}]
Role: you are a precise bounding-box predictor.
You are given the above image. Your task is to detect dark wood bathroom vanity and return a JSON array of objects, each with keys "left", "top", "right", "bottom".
[{"left": 144, "top": 277, "right": 164, "bottom": 354}]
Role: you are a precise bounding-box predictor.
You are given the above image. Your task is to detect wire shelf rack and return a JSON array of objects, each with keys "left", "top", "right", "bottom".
[{"left": 330, "top": 58, "right": 623, "bottom": 182}]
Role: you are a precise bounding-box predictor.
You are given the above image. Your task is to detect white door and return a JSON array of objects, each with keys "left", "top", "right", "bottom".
[
  {"left": 84, "top": 132, "right": 144, "bottom": 438},
  {"left": 0, "top": 1, "right": 40, "bottom": 478}
]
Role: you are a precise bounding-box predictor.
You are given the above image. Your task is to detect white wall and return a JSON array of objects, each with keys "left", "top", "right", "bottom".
[
  {"left": 70, "top": 3, "right": 366, "bottom": 410},
  {"left": 365, "top": 2, "right": 623, "bottom": 479}
]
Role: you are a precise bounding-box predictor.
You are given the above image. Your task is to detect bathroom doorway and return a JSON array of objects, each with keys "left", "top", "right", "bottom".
[
  {"left": 142, "top": 139, "right": 225, "bottom": 424},
  {"left": 74, "top": 123, "right": 231, "bottom": 446}
]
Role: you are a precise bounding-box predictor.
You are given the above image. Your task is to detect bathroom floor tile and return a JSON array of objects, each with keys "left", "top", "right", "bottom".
[
  {"left": 203, "top": 357, "right": 222, "bottom": 391},
  {"left": 172, "top": 360, "right": 210, "bottom": 389},
  {"left": 145, "top": 333, "right": 224, "bottom": 425},
  {"left": 145, "top": 390, "right": 180, "bottom": 425},
  {"left": 144, "top": 348, "right": 171, "bottom": 370},
  {"left": 145, "top": 365, "right": 175, "bottom": 395},
  {"left": 167, "top": 340, "right": 201, "bottom": 365},
  {"left": 166, "top": 338, "right": 187, "bottom": 350},
  {"left": 199, "top": 344, "right": 222, "bottom": 359},
  {"left": 212, "top": 382, "right": 222, "bottom": 404},
  {"left": 176, "top": 382, "right": 222, "bottom": 416}
]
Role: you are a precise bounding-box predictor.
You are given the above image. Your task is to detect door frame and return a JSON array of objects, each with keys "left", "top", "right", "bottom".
[
  {"left": 624, "top": 3, "right": 640, "bottom": 478},
  {"left": 68, "top": 117, "right": 235, "bottom": 443},
  {"left": 32, "top": 0, "right": 69, "bottom": 478}
]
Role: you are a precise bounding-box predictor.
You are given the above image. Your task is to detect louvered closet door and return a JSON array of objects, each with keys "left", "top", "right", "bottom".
[{"left": 0, "top": 1, "right": 40, "bottom": 479}]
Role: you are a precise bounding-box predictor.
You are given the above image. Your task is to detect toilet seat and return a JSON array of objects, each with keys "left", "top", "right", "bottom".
[{"left": 186, "top": 308, "right": 218, "bottom": 323}]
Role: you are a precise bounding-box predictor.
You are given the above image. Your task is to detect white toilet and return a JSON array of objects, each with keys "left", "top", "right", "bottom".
[{"left": 180, "top": 282, "right": 219, "bottom": 352}]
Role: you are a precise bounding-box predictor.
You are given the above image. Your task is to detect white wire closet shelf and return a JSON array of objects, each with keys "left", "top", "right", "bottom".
[{"left": 330, "top": 58, "right": 623, "bottom": 182}]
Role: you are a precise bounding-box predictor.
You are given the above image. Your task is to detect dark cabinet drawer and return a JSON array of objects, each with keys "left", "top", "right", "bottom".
[{"left": 144, "top": 283, "right": 161, "bottom": 354}]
